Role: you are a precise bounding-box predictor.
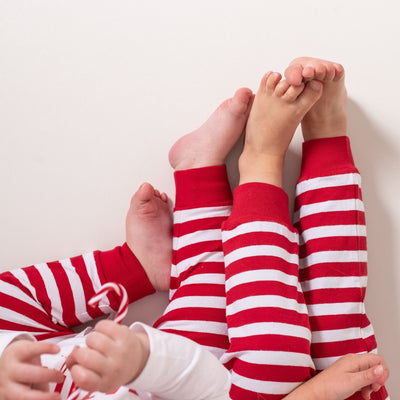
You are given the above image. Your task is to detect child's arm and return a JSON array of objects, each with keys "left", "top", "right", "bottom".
[
  {"left": 0, "top": 338, "right": 63, "bottom": 400},
  {"left": 66, "top": 320, "right": 231, "bottom": 400},
  {"left": 283, "top": 353, "right": 389, "bottom": 400}
]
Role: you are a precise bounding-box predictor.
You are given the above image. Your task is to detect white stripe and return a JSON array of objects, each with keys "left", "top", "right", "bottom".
[
  {"left": 226, "top": 269, "right": 301, "bottom": 292},
  {"left": 34, "top": 263, "right": 65, "bottom": 326},
  {"left": 157, "top": 320, "right": 227, "bottom": 335},
  {"left": 178, "top": 273, "right": 225, "bottom": 286},
  {"left": 0, "top": 277, "right": 44, "bottom": 313},
  {"left": 313, "top": 355, "right": 341, "bottom": 370},
  {"left": 174, "top": 205, "right": 231, "bottom": 223},
  {"left": 175, "top": 251, "right": 224, "bottom": 276},
  {"left": 173, "top": 229, "right": 222, "bottom": 250},
  {"left": 229, "top": 322, "right": 311, "bottom": 341},
  {"left": 301, "top": 275, "right": 368, "bottom": 292},
  {"left": 307, "top": 302, "right": 362, "bottom": 317},
  {"left": 293, "top": 199, "right": 364, "bottom": 222},
  {"left": 299, "top": 250, "right": 367, "bottom": 269},
  {"left": 82, "top": 253, "right": 110, "bottom": 310},
  {"left": 59, "top": 259, "right": 87, "bottom": 324},
  {"left": 313, "top": 350, "right": 371, "bottom": 371},
  {"left": 361, "top": 323, "right": 375, "bottom": 340},
  {"left": 231, "top": 370, "right": 302, "bottom": 395},
  {"left": 225, "top": 245, "right": 298, "bottom": 267},
  {"left": 0, "top": 306, "right": 56, "bottom": 331},
  {"left": 163, "top": 295, "right": 226, "bottom": 314},
  {"left": 313, "top": 327, "right": 366, "bottom": 343},
  {"left": 296, "top": 173, "right": 361, "bottom": 197},
  {"left": 222, "top": 221, "right": 298, "bottom": 243},
  {"left": 300, "top": 224, "right": 367, "bottom": 243},
  {"left": 227, "top": 295, "right": 308, "bottom": 317},
  {"left": 221, "top": 350, "right": 314, "bottom": 368}
]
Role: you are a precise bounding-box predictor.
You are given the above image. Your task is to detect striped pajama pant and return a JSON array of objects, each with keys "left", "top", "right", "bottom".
[{"left": 154, "top": 136, "right": 389, "bottom": 400}]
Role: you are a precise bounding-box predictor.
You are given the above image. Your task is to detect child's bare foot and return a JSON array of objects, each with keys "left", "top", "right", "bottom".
[
  {"left": 239, "top": 72, "right": 323, "bottom": 187},
  {"left": 169, "top": 87, "right": 253, "bottom": 170},
  {"left": 126, "top": 183, "right": 172, "bottom": 291},
  {"left": 284, "top": 57, "right": 347, "bottom": 140}
]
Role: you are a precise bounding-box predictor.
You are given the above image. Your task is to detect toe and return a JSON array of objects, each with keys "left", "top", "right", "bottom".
[
  {"left": 230, "top": 87, "right": 253, "bottom": 116},
  {"left": 284, "top": 63, "right": 304, "bottom": 86},
  {"left": 134, "top": 183, "right": 155, "bottom": 204},
  {"left": 265, "top": 72, "right": 281, "bottom": 92},
  {"left": 333, "top": 63, "right": 345, "bottom": 81},
  {"left": 275, "top": 79, "right": 291, "bottom": 98},
  {"left": 282, "top": 83, "right": 305, "bottom": 102},
  {"left": 296, "top": 80, "right": 323, "bottom": 110}
]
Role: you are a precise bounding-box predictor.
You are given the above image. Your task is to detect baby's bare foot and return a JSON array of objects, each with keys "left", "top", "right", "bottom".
[
  {"left": 239, "top": 72, "right": 323, "bottom": 187},
  {"left": 169, "top": 87, "right": 253, "bottom": 170},
  {"left": 285, "top": 57, "right": 347, "bottom": 140},
  {"left": 126, "top": 183, "right": 172, "bottom": 292}
]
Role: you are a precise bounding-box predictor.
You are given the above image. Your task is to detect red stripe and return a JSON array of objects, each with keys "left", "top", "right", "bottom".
[
  {"left": 48, "top": 261, "right": 82, "bottom": 328},
  {"left": 227, "top": 308, "right": 310, "bottom": 329},
  {"left": 229, "top": 334, "right": 311, "bottom": 354},
  {"left": 300, "top": 262, "right": 367, "bottom": 281},
  {"left": 295, "top": 210, "right": 365, "bottom": 231},
  {"left": 295, "top": 184, "right": 362, "bottom": 212},
  {"left": 223, "top": 231, "right": 298, "bottom": 257},
  {"left": 233, "top": 358, "right": 313, "bottom": 382},
  {"left": 174, "top": 216, "right": 228, "bottom": 237},
  {"left": 227, "top": 281, "right": 306, "bottom": 306}
]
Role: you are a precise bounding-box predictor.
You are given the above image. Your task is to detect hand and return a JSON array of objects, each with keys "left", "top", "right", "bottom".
[
  {"left": 313, "top": 353, "right": 389, "bottom": 400},
  {"left": 0, "top": 339, "right": 63, "bottom": 400},
  {"left": 66, "top": 320, "right": 150, "bottom": 393}
]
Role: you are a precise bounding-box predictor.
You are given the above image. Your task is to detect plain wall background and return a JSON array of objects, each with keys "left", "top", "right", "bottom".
[{"left": 1, "top": 0, "right": 399, "bottom": 395}]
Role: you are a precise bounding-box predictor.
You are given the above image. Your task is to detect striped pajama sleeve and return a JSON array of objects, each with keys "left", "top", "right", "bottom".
[
  {"left": 220, "top": 183, "right": 315, "bottom": 400},
  {"left": 154, "top": 166, "right": 232, "bottom": 359},
  {"left": 0, "top": 244, "right": 154, "bottom": 340},
  {"left": 294, "top": 136, "right": 389, "bottom": 400}
]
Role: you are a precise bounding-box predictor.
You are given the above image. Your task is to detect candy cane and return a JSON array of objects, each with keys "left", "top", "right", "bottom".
[{"left": 67, "top": 282, "right": 129, "bottom": 400}]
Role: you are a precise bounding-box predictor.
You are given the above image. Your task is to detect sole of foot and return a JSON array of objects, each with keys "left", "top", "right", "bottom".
[{"left": 168, "top": 87, "right": 253, "bottom": 171}]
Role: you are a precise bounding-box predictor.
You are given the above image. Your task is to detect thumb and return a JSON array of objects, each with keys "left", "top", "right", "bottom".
[{"left": 353, "top": 364, "right": 384, "bottom": 390}]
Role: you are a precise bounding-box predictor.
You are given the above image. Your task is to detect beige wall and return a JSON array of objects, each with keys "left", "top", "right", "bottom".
[{"left": 1, "top": 0, "right": 399, "bottom": 395}]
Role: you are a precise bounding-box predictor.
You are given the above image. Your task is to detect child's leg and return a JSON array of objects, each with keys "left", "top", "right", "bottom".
[
  {"left": 154, "top": 88, "right": 253, "bottom": 359},
  {"left": 287, "top": 58, "right": 389, "bottom": 399},
  {"left": 220, "top": 73, "right": 323, "bottom": 399},
  {"left": 0, "top": 184, "right": 168, "bottom": 340}
]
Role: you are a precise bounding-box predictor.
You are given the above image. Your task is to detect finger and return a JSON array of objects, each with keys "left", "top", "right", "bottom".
[
  {"left": 351, "top": 364, "right": 385, "bottom": 392},
  {"left": 93, "top": 319, "right": 129, "bottom": 341},
  {"left": 66, "top": 346, "right": 106, "bottom": 376},
  {"left": 11, "top": 341, "right": 60, "bottom": 361},
  {"left": 13, "top": 364, "right": 64, "bottom": 385},
  {"left": 9, "top": 382, "right": 61, "bottom": 400},
  {"left": 69, "top": 364, "right": 103, "bottom": 393},
  {"left": 85, "top": 330, "right": 115, "bottom": 356}
]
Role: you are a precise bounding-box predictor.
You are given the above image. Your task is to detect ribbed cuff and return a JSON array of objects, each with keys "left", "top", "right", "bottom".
[
  {"left": 174, "top": 165, "right": 232, "bottom": 209},
  {"left": 96, "top": 243, "right": 155, "bottom": 305},
  {"left": 224, "top": 182, "right": 291, "bottom": 229},
  {"left": 300, "top": 136, "right": 358, "bottom": 180}
]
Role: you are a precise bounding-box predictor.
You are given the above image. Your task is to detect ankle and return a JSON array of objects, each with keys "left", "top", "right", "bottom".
[
  {"left": 238, "top": 151, "right": 284, "bottom": 188},
  {"left": 302, "top": 109, "right": 347, "bottom": 141}
]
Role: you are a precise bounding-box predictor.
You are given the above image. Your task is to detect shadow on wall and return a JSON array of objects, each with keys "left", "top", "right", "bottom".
[{"left": 347, "top": 99, "right": 399, "bottom": 385}]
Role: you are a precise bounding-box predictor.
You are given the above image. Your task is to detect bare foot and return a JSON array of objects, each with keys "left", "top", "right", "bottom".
[
  {"left": 126, "top": 183, "right": 172, "bottom": 292},
  {"left": 169, "top": 87, "right": 253, "bottom": 170},
  {"left": 284, "top": 57, "right": 347, "bottom": 140},
  {"left": 239, "top": 72, "right": 323, "bottom": 187}
]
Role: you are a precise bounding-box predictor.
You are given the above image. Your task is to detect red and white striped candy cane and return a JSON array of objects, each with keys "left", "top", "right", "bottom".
[{"left": 67, "top": 282, "right": 129, "bottom": 400}]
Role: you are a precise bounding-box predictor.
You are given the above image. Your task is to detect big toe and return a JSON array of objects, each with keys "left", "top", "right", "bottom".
[
  {"left": 229, "top": 87, "right": 253, "bottom": 117},
  {"left": 133, "top": 182, "right": 155, "bottom": 205},
  {"left": 284, "top": 63, "right": 304, "bottom": 86}
]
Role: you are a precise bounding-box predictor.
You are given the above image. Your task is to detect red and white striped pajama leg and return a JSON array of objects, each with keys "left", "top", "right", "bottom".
[
  {"left": 154, "top": 165, "right": 233, "bottom": 359},
  {"left": 220, "top": 183, "right": 315, "bottom": 400},
  {"left": 294, "top": 137, "right": 389, "bottom": 400}
]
